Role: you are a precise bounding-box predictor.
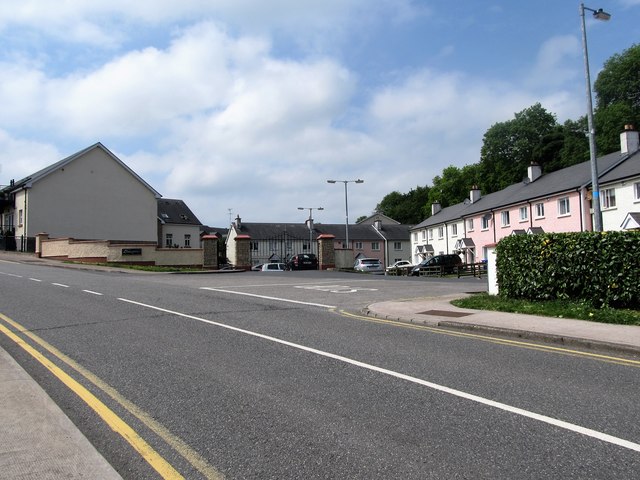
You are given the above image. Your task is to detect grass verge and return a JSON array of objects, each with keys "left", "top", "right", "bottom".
[{"left": 451, "top": 293, "right": 640, "bottom": 326}]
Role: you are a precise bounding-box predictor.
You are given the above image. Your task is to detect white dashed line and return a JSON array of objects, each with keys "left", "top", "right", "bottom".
[
  {"left": 82, "top": 290, "right": 103, "bottom": 296},
  {"left": 29, "top": 278, "right": 42, "bottom": 282},
  {"left": 51, "top": 283, "right": 70, "bottom": 288}
]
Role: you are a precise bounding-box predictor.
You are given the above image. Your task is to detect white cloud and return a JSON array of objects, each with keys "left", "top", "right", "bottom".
[{"left": 527, "top": 35, "right": 580, "bottom": 89}]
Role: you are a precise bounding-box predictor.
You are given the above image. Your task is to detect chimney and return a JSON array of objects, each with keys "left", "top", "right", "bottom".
[
  {"left": 374, "top": 219, "right": 382, "bottom": 230},
  {"left": 431, "top": 201, "right": 441, "bottom": 215},
  {"left": 235, "top": 215, "right": 242, "bottom": 230},
  {"left": 469, "top": 185, "right": 481, "bottom": 204},
  {"left": 527, "top": 162, "right": 542, "bottom": 183},
  {"left": 620, "top": 125, "right": 639, "bottom": 154}
]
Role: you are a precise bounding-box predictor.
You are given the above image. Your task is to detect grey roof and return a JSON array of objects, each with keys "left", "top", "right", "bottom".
[
  {"left": 233, "top": 222, "right": 411, "bottom": 241},
  {"left": 0, "top": 142, "right": 161, "bottom": 198},
  {"left": 599, "top": 150, "right": 640, "bottom": 183},
  {"left": 157, "top": 199, "right": 202, "bottom": 226},
  {"left": 411, "top": 202, "right": 472, "bottom": 230}
]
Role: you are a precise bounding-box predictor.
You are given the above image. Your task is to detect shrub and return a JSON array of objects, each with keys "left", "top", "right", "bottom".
[{"left": 495, "top": 231, "right": 640, "bottom": 309}]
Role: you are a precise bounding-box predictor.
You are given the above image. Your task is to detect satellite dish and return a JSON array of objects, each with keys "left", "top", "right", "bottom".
[
  {"left": 523, "top": 178, "right": 530, "bottom": 185},
  {"left": 463, "top": 198, "right": 470, "bottom": 205},
  {"left": 483, "top": 213, "right": 493, "bottom": 221}
]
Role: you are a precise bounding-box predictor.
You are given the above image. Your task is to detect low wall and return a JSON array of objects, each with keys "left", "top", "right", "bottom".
[{"left": 39, "top": 236, "right": 204, "bottom": 267}]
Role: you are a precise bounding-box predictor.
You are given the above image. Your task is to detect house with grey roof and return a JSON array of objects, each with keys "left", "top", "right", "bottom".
[
  {"left": 0, "top": 143, "right": 161, "bottom": 251},
  {"left": 157, "top": 198, "right": 203, "bottom": 248},
  {"left": 410, "top": 126, "right": 640, "bottom": 263}
]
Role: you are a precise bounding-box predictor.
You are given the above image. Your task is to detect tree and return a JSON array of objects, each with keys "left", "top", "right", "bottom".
[
  {"left": 593, "top": 44, "right": 640, "bottom": 154},
  {"left": 427, "top": 164, "right": 480, "bottom": 209},
  {"left": 478, "top": 103, "right": 558, "bottom": 193},
  {"left": 375, "top": 185, "right": 430, "bottom": 224}
]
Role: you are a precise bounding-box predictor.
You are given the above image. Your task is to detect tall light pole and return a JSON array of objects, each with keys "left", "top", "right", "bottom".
[
  {"left": 326, "top": 179, "right": 364, "bottom": 248},
  {"left": 580, "top": 3, "right": 611, "bottom": 232},
  {"left": 297, "top": 206, "right": 323, "bottom": 254}
]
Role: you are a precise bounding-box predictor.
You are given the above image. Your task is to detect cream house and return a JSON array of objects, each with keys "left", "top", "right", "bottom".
[
  {"left": 1, "top": 143, "right": 161, "bottom": 249},
  {"left": 157, "top": 198, "right": 203, "bottom": 248}
]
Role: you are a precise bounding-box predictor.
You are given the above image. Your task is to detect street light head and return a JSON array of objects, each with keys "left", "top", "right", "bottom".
[
  {"left": 297, "top": 207, "right": 304, "bottom": 210},
  {"left": 593, "top": 8, "right": 611, "bottom": 20},
  {"left": 355, "top": 179, "right": 364, "bottom": 184},
  {"left": 318, "top": 207, "right": 324, "bottom": 211},
  {"left": 327, "top": 180, "right": 336, "bottom": 184}
]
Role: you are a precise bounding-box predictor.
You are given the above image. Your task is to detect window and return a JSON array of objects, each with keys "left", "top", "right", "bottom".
[
  {"left": 165, "top": 233, "right": 173, "bottom": 247},
  {"left": 355, "top": 241, "right": 363, "bottom": 250},
  {"left": 302, "top": 241, "right": 309, "bottom": 251},
  {"left": 634, "top": 182, "right": 640, "bottom": 201},
  {"left": 451, "top": 224, "right": 458, "bottom": 237},
  {"left": 535, "top": 202, "right": 545, "bottom": 218},
  {"left": 393, "top": 241, "right": 402, "bottom": 250},
  {"left": 251, "top": 241, "right": 259, "bottom": 251},
  {"left": 519, "top": 206, "right": 528, "bottom": 221},
  {"left": 481, "top": 216, "right": 489, "bottom": 230},
  {"left": 184, "top": 234, "right": 191, "bottom": 248},
  {"left": 428, "top": 229, "right": 433, "bottom": 240},
  {"left": 371, "top": 241, "right": 380, "bottom": 251},
  {"left": 18, "top": 209, "right": 23, "bottom": 226},
  {"left": 501, "top": 211, "right": 510, "bottom": 227},
  {"left": 558, "top": 197, "right": 570, "bottom": 216},
  {"left": 467, "top": 219, "right": 474, "bottom": 231},
  {"left": 413, "top": 233, "right": 418, "bottom": 242},
  {"left": 438, "top": 226, "right": 444, "bottom": 239},
  {"left": 482, "top": 246, "right": 489, "bottom": 261},
  {"left": 601, "top": 188, "right": 616, "bottom": 209}
]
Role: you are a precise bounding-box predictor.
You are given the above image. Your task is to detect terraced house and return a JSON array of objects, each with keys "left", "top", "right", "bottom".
[{"left": 411, "top": 126, "right": 640, "bottom": 263}]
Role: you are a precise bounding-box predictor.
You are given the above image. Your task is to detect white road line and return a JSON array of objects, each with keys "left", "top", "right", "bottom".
[
  {"left": 51, "top": 283, "right": 70, "bottom": 288},
  {"left": 119, "top": 296, "right": 640, "bottom": 454},
  {"left": 0, "top": 272, "right": 22, "bottom": 278},
  {"left": 29, "top": 278, "right": 42, "bottom": 282},
  {"left": 199, "top": 287, "right": 336, "bottom": 309},
  {"left": 82, "top": 290, "right": 103, "bottom": 296}
]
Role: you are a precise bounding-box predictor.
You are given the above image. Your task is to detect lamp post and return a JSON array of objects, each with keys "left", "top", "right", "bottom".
[
  {"left": 580, "top": 3, "right": 611, "bottom": 232},
  {"left": 297, "top": 206, "right": 323, "bottom": 254},
  {"left": 326, "top": 179, "right": 364, "bottom": 248}
]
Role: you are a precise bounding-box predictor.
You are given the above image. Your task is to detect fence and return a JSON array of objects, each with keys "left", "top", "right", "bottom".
[{"left": 0, "top": 234, "right": 35, "bottom": 252}]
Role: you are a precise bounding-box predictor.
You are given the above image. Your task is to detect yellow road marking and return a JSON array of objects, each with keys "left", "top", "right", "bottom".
[
  {"left": 338, "top": 310, "right": 640, "bottom": 367},
  {"left": 0, "top": 313, "right": 223, "bottom": 479}
]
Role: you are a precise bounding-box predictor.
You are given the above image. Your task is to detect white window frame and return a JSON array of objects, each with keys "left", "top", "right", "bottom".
[
  {"left": 634, "top": 182, "right": 640, "bottom": 201},
  {"left": 393, "top": 241, "right": 402, "bottom": 251},
  {"left": 451, "top": 224, "right": 458, "bottom": 237},
  {"left": 422, "top": 230, "right": 427, "bottom": 240},
  {"left": 467, "top": 219, "right": 474, "bottom": 231},
  {"left": 601, "top": 188, "right": 616, "bottom": 209},
  {"left": 535, "top": 202, "right": 545, "bottom": 218},
  {"left": 355, "top": 241, "right": 363, "bottom": 250},
  {"left": 501, "top": 211, "right": 510, "bottom": 227},
  {"left": 428, "top": 229, "right": 433, "bottom": 240},
  {"left": 184, "top": 234, "right": 191, "bottom": 248},
  {"left": 413, "top": 232, "right": 418, "bottom": 242},
  {"left": 519, "top": 206, "right": 528, "bottom": 222},
  {"left": 251, "top": 241, "right": 259, "bottom": 251},
  {"left": 437, "top": 226, "right": 444, "bottom": 239},
  {"left": 558, "top": 197, "right": 570, "bottom": 216},
  {"left": 481, "top": 216, "right": 489, "bottom": 230},
  {"left": 371, "top": 241, "right": 380, "bottom": 251},
  {"left": 165, "top": 233, "right": 173, "bottom": 248}
]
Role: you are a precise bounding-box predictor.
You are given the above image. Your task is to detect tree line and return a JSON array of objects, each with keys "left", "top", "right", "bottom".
[{"left": 371, "top": 43, "right": 640, "bottom": 225}]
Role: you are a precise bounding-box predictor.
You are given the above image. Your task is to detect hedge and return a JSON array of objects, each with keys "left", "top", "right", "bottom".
[{"left": 495, "top": 231, "right": 640, "bottom": 309}]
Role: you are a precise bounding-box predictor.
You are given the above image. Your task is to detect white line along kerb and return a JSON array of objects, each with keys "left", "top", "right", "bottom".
[{"left": 118, "top": 297, "right": 640, "bottom": 454}]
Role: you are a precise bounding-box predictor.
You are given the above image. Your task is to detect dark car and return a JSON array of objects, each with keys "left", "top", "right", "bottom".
[
  {"left": 287, "top": 253, "right": 319, "bottom": 270},
  {"left": 410, "top": 254, "right": 462, "bottom": 276}
]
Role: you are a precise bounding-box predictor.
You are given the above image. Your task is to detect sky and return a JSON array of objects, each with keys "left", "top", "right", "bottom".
[{"left": 1, "top": 1, "right": 639, "bottom": 228}]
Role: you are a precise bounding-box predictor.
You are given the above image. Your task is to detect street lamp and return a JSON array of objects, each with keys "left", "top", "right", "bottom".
[
  {"left": 297, "top": 206, "right": 323, "bottom": 254},
  {"left": 326, "top": 179, "right": 364, "bottom": 248},
  {"left": 580, "top": 3, "right": 611, "bottom": 232}
]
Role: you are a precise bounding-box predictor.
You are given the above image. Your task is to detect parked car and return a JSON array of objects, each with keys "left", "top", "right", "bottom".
[
  {"left": 410, "top": 254, "right": 462, "bottom": 276},
  {"left": 385, "top": 260, "right": 413, "bottom": 274},
  {"left": 251, "top": 264, "right": 264, "bottom": 271},
  {"left": 287, "top": 253, "right": 318, "bottom": 270},
  {"left": 353, "top": 258, "right": 384, "bottom": 274},
  {"left": 261, "top": 263, "right": 287, "bottom": 272}
]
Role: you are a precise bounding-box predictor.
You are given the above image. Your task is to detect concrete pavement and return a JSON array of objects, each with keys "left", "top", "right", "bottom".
[
  {"left": 364, "top": 293, "right": 640, "bottom": 356},
  {"left": 1, "top": 251, "right": 639, "bottom": 478}
]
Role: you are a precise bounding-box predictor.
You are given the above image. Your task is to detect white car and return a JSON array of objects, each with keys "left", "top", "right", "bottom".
[
  {"left": 353, "top": 258, "right": 384, "bottom": 274},
  {"left": 261, "top": 263, "right": 287, "bottom": 272},
  {"left": 385, "top": 260, "right": 413, "bottom": 273}
]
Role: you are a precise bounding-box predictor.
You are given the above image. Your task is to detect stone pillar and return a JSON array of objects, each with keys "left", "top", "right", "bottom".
[
  {"left": 201, "top": 234, "right": 219, "bottom": 269},
  {"left": 234, "top": 234, "right": 252, "bottom": 271},
  {"left": 317, "top": 234, "right": 336, "bottom": 270},
  {"left": 35, "top": 232, "right": 49, "bottom": 258}
]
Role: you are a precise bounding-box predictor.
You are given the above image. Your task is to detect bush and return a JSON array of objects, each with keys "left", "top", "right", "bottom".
[{"left": 496, "top": 231, "right": 640, "bottom": 309}]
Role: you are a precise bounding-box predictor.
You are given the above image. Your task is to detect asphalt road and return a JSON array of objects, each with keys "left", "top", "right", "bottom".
[{"left": 1, "top": 262, "right": 639, "bottom": 479}]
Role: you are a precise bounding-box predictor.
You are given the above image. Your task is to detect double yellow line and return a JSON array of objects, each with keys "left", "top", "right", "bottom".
[{"left": 0, "top": 312, "right": 223, "bottom": 480}]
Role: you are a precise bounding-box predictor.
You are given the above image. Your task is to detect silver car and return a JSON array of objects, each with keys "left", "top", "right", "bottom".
[{"left": 353, "top": 258, "right": 384, "bottom": 274}]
